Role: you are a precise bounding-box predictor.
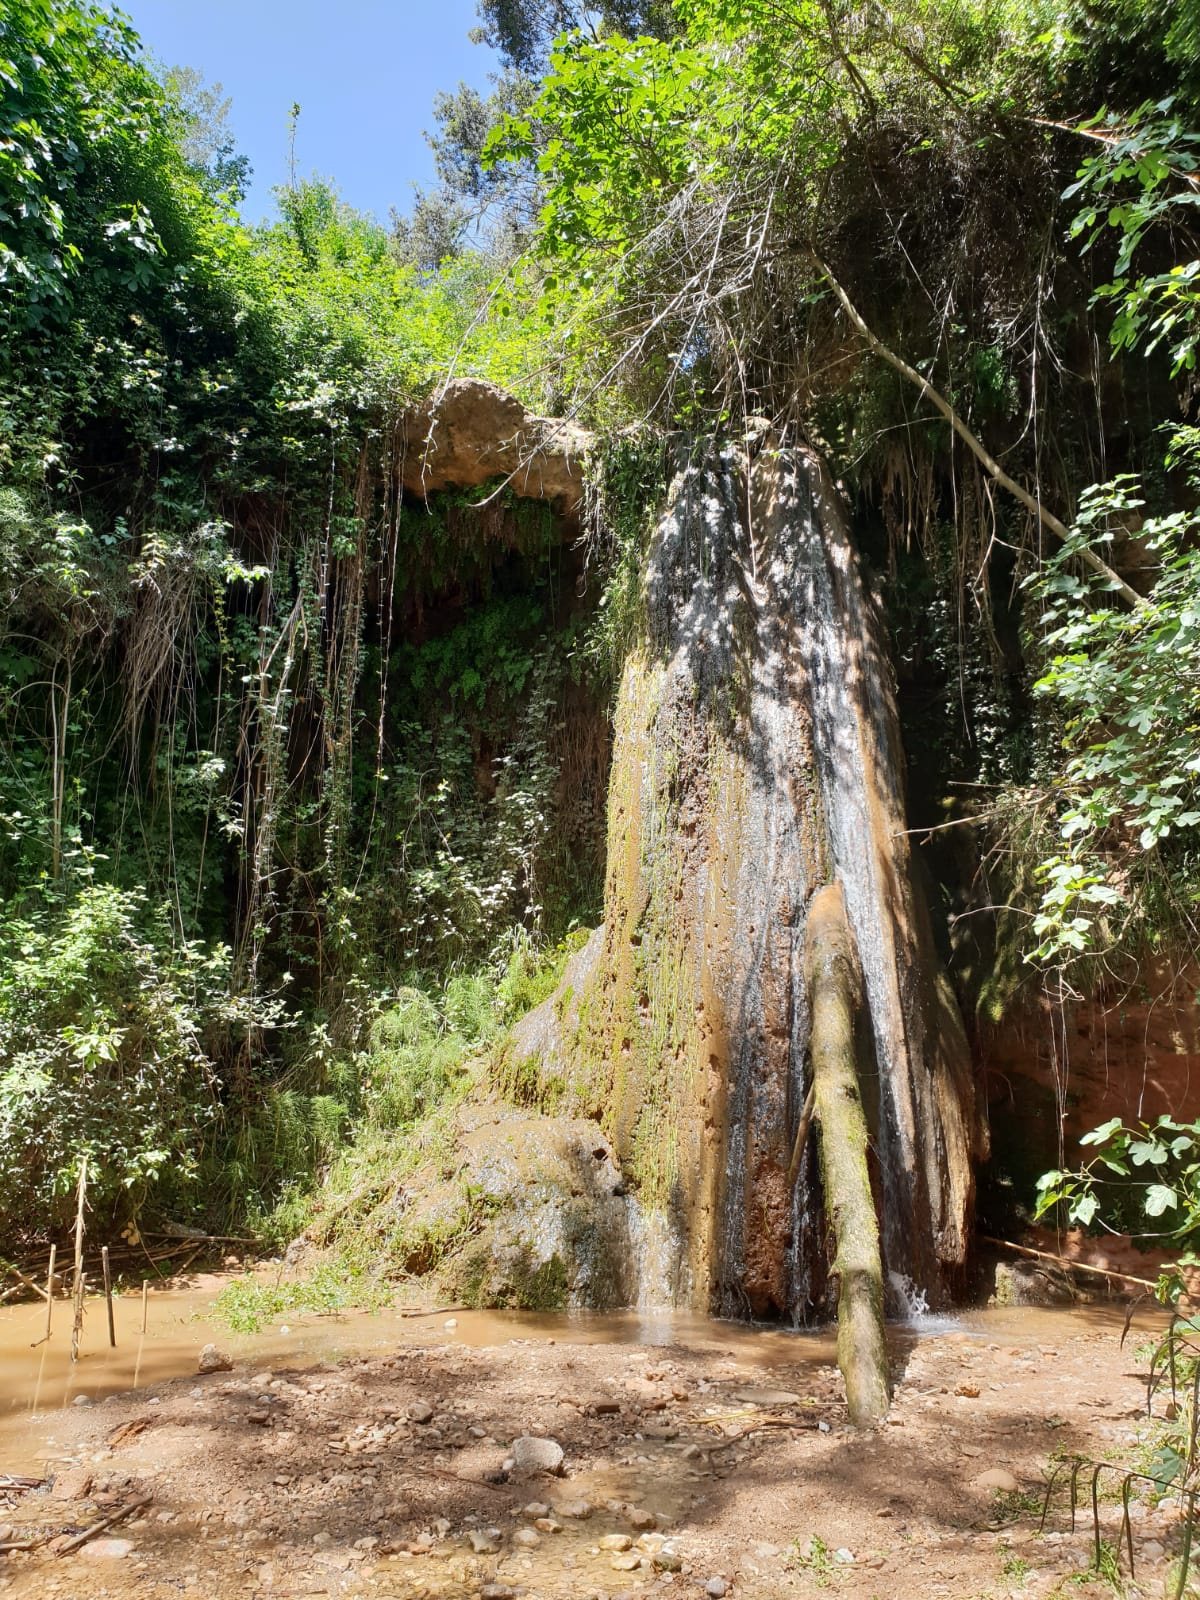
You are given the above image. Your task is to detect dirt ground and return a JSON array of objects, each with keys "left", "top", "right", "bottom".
[{"left": 0, "top": 1309, "right": 1186, "bottom": 1600}]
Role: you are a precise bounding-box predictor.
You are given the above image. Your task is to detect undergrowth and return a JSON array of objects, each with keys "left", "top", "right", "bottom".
[{"left": 213, "top": 927, "right": 589, "bottom": 1319}]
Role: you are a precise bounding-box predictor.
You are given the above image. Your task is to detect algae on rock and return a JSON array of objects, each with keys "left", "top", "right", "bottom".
[{"left": 499, "top": 437, "right": 986, "bottom": 1319}]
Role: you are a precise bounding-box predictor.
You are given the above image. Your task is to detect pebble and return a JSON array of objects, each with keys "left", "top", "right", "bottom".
[
  {"left": 50, "top": 1467, "right": 92, "bottom": 1502},
  {"left": 1142, "top": 1540, "right": 1166, "bottom": 1560},
  {"left": 972, "top": 1468, "right": 1021, "bottom": 1493},
  {"left": 629, "top": 1507, "right": 657, "bottom": 1530},
  {"left": 469, "top": 1530, "right": 500, "bottom": 1555},
  {"left": 557, "top": 1498, "right": 593, "bottom": 1519},
  {"left": 705, "top": 1579, "right": 729, "bottom": 1597},
  {"left": 612, "top": 1552, "right": 642, "bottom": 1571},
  {"left": 513, "top": 1528, "right": 540, "bottom": 1547},
  {"left": 511, "top": 1435, "right": 564, "bottom": 1475},
  {"left": 536, "top": 1517, "right": 563, "bottom": 1534},
  {"left": 79, "top": 1538, "right": 134, "bottom": 1561},
  {"left": 600, "top": 1533, "right": 634, "bottom": 1551},
  {"left": 523, "top": 1502, "right": 551, "bottom": 1519},
  {"left": 197, "top": 1344, "right": 233, "bottom": 1375},
  {"left": 481, "top": 1587, "right": 516, "bottom": 1600},
  {"left": 72, "top": 1395, "right": 92, "bottom": 1407},
  {"left": 408, "top": 1401, "right": 434, "bottom": 1425}
]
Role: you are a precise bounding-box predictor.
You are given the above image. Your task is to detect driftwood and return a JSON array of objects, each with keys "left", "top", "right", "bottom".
[
  {"left": 805, "top": 884, "right": 892, "bottom": 1427},
  {"left": 55, "top": 1495, "right": 152, "bottom": 1556},
  {"left": 981, "top": 1235, "right": 1159, "bottom": 1290}
]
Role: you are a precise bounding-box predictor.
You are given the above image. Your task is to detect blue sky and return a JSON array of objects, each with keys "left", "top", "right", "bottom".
[{"left": 122, "top": 0, "right": 501, "bottom": 224}]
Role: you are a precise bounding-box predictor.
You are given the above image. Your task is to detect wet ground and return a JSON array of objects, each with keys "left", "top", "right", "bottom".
[{"left": 0, "top": 1289, "right": 1184, "bottom": 1600}]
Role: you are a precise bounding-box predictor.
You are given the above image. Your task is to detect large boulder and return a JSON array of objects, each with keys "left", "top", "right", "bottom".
[{"left": 399, "top": 379, "right": 593, "bottom": 511}]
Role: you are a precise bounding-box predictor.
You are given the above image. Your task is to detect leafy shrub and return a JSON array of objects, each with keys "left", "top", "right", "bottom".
[{"left": 0, "top": 884, "right": 229, "bottom": 1238}]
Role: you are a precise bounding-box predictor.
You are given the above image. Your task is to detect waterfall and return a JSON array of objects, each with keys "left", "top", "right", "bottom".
[{"left": 511, "top": 437, "right": 984, "bottom": 1318}]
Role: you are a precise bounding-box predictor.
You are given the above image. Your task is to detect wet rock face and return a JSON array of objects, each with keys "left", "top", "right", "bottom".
[
  {"left": 398, "top": 1099, "right": 638, "bottom": 1311},
  {"left": 505, "top": 441, "right": 984, "bottom": 1318},
  {"left": 398, "top": 379, "right": 592, "bottom": 512}
]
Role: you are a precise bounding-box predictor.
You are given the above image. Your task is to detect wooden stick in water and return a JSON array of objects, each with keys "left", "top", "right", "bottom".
[
  {"left": 70, "top": 1156, "right": 87, "bottom": 1363},
  {"left": 101, "top": 1245, "right": 115, "bottom": 1348},
  {"left": 140, "top": 1279, "right": 148, "bottom": 1335},
  {"left": 44, "top": 1244, "right": 55, "bottom": 1341}
]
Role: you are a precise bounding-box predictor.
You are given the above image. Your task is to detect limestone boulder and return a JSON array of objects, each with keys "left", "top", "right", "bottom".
[{"left": 399, "top": 379, "right": 592, "bottom": 511}]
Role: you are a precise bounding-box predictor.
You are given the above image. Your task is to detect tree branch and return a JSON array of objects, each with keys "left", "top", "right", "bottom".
[{"left": 816, "top": 256, "right": 1147, "bottom": 609}]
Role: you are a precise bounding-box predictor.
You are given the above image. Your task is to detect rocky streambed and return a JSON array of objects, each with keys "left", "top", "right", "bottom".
[{"left": 0, "top": 1303, "right": 1184, "bottom": 1600}]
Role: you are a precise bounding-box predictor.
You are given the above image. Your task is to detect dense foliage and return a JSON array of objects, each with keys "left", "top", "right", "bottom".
[{"left": 2, "top": 0, "right": 1200, "bottom": 1283}]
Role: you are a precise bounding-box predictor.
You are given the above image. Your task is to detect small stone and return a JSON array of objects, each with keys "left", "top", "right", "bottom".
[
  {"left": 523, "top": 1502, "right": 551, "bottom": 1519},
  {"left": 600, "top": 1533, "right": 634, "bottom": 1551},
  {"left": 50, "top": 1467, "right": 93, "bottom": 1502},
  {"left": 513, "top": 1528, "right": 540, "bottom": 1547},
  {"left": 972, "top": 1468, "right": 1020, "bottom": 1494},
  {"left": 408, "top": 1401, "right": 434, "bottom": 1425},
  {"left": 705, "top": 1579, "right": 729, "bottom": 1597},
  {"left": 732, "top": 1389, "right": 801, "bottom": 1407},
  {"left": 197, "top": 1344, "right": 233, "bottom": 1375},
  {"left": 833, "top": 1548, "right": 854, "bottom": 1564},
  {"left": 557, "top": 1498, "right": 593, "bottom": 1519},
  {"left": 654, "top": 1548, "right": 683, "bottom": 1572},
  {"left": 629, "top": 1508, "right": 657, "bottom": 1531},
  {"left": 955, "top": 1384, "right": 981, "bottom": 1399},
  {"left": 481, "top": 1587, "right": 516, "bottom": 1600},
  {"left": 80, "top": 1538, "right": 134, "bottom": 1561},
  {"left": 681, "top": 1444, "right": 703, "bottom": 1461},
  {"left": 535, "top": 1517, "right": 562, "bottom": 1534},
  {"left": 444, "top": 1318, "right": 458, "bottom": 1330},
  {"left": 469, "top": 1530, "right": 500, "bottom": 1555},
  {"left": 511, "top": 1435, "right": 564, "bottom": 1476},
  {"left": 612, "top": 1553, "right": 642, "bottom": 1571},
  {"left": 1141, "top": 1540, "right": 1166, "bottom": 1560},
  {"left": 72, "top": 1394, "right": 92, "bottom": 1407}
]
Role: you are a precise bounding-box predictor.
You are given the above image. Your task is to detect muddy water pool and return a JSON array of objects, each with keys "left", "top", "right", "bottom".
[{"left": 0, "top": 1285, "right": 1165, "bottom": 1475}]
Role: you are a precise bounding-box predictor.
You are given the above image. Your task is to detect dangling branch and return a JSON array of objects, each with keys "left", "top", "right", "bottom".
[{"left": 815, "top": 256, "right": 1147, "bottom": 610}]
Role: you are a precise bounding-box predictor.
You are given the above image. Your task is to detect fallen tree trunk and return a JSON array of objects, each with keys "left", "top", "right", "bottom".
[{"left": 805, "top": 884, "right": 891, "bottom": 1425}]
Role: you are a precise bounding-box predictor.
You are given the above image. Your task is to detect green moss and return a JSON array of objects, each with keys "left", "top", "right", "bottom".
[{"left": 453, "top": 1243, "right": 569, "bottom": 1310}]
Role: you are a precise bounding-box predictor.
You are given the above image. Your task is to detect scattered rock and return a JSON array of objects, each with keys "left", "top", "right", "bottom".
[
  {"left": 535, "top": 1517, "right": 562, "bottom": 1533},
  {"left": 1141, "top": 1540, "right": 1166, "bottom": 1560},
  {"left": 72, "top": 1394, "right": 92, "bottom": 1407},
  {"left": 197, "top": 1344, "right": 233, "bottom": 1375},
  {"left": 654, "top": 1547, "right": 683, "bottom": 1572},
  {"left": 511, "top": 1435, "right": 564, "bottom": 1475},
  {"left": 628, "top": 1507, "right": 657, "bottom": 1530},
  {"left": 513, "top": 1528, "right": 540, "bottom": 1547},
  {"left": 50, "top": 1467, "right": 93, "bottom": 1502},
  {"left": 600, "top": 1533, "right": 634, "bottom": 1551},
  {"left": 611, "top": 1552, "right": 642, "bottom": 1571},
  {"left": 408, "top": 1401, "right": 435, "bottom": 1425},
  {"left": 80, "top": 1538, "right": 134, "bottom": 1561},
  {"left": 733, "top": 1389, "right": 801, "bottom": 1407},
  {"left": 523, "top": 1502, "right": 551, "bottom": 1519},
  {"left": 972, "top": 1468, "right": 1021, "bottom": 1494},
  {"left": 481, "top": 1586, "right": 517, "bottom": 1600},
  {"left": 557, "top": 1497, "right": 593, "bottom": 1519},
  {"left": 468, "top": 1530, "right": 500, "bottom": 1555},
  {"left": 705, "top": 1578, "right": 729, "bottom": 1597}
]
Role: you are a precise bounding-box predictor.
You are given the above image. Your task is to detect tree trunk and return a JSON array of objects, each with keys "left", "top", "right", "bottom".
[{"left": 805, "top": 883, "right": 891, "bottom": 1425}]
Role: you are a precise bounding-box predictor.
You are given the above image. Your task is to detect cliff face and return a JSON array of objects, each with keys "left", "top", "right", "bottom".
[{"left": 502, "top": 440, "right": 986, "bottom": 1317}]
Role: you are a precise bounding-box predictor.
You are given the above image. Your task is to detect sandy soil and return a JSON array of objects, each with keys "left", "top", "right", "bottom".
[{"left": 0, "top": 1309, "right": 1184, "bottom": 1600}]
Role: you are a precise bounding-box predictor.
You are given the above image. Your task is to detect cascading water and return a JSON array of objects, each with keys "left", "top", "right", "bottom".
[{"left": 510, "top": 436, "right": 985, "bottom": 1319}]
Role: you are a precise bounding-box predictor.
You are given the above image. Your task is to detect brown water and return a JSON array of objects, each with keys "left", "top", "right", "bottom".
[{"left": 0, "top": 1284, "right": 1164, "bottom": 1475}]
